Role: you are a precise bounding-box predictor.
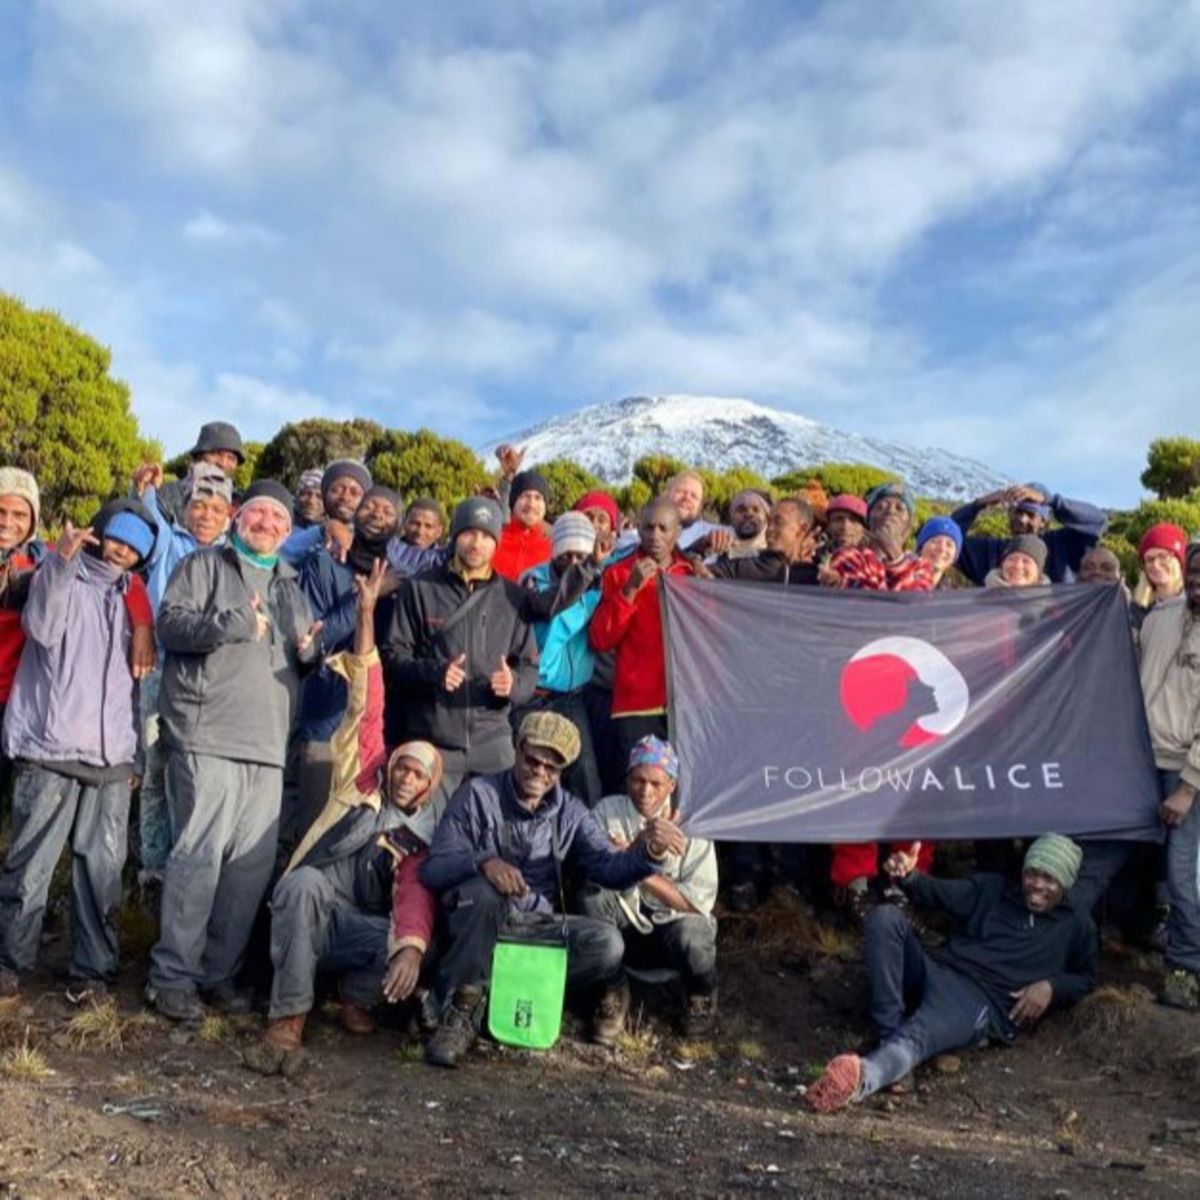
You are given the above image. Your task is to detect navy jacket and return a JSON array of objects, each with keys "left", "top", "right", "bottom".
[
  {"left": 951, "top": 494, "right": 1106, "bottom": 584},
  {"left": 421, "top": 771, "right": 657, "bottom": 913}
]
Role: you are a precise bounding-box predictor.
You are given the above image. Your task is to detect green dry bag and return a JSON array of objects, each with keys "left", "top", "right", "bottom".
[{"left": 488, "top": 915, "right": 568, "bottom": 1050}]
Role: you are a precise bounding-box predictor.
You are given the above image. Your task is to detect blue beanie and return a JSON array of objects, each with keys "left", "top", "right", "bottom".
[
  {"left": 1015, "top": 483, "right": 1052, "bottom": 521},
  {"left": 916, "top": 516, "right": 963, "bottom": 559},
  {"left": 104, "top": 511, "right": 155, "bottom": 561}
]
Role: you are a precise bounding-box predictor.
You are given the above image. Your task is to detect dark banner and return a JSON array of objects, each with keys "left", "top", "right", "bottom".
[{"left": 662, "top": 578, "right": 1160, "bottom": 842}]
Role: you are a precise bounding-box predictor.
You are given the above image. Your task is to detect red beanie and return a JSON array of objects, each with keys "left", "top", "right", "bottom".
[
  {"left": 573, "top": 490, "right": 620, "bottom": 528},
  {"left": 1138, "top": 523, "right": 1189, "bottom": 569}
]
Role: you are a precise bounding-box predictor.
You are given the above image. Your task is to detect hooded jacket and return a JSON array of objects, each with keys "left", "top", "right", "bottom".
[
  {"left": 380, "top": 559, "right": 539, "bottom": 758},
  {"left": 141, "top": 484, "right": 227, "bottom": 614},
  {"left": 1139, "top": 597, "right": 1200, "bottom": 788},
  {"left": 3, "top": 551, "right": 140, "bottom": 771},
  {"left": 421, "top": 770, "right": 658, "bottom": 911},
  {"left": 156, "top": 544, "right": 318, "bottom": 767}
]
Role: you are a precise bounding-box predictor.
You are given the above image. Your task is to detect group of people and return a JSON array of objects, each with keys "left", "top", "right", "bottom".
[{"left": 0, "top": 418, "right": 1196, "bottom": 1108}]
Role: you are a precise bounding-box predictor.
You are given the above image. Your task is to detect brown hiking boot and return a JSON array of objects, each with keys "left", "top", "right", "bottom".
[
  {"left": 264, "top": 1013, "right": 306, "bottom": 1052},
  {"left": 591, "top": 979, "right": 631, "bottom": 1046},
  {"left": 425, "top": 987, "right": 484, "bottom": 1068},
  {"left": 681, "top": 989, "right": 718, "bottom": 1040},
  {"left": 244, "top": 1013, "right": 307, "bottom": 1075},
  {"left": 340, "top": 999, "right": 377, "bottom": 1036}
]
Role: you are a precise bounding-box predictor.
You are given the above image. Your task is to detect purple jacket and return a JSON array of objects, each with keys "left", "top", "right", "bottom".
[{"left": 2, "top": 552, "right": 140, "bottom": 769}]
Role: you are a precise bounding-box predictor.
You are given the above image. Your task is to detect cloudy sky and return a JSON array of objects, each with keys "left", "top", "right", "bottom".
[{"left": 2, "top": 1, "right": 1198, "bottom": 505}]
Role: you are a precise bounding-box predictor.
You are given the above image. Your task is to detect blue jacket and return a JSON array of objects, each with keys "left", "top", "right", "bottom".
[
  {"left": 951, "top": 494, "right": 1107, "bottom": 585},
  {"left": 421, "top": 771, "right": 657, "bottom": 913},
  {"left": 280, "top": 524, "right": 323, "bottom": 566},
  {"left": 3, "top": 551, "right": 140, "bottom": 769},
  {"left": 141, "top": 485, "right": 226, "bottom": 614},
  {"left": 387, "top": 538, "right": 447, "bottom": 577},
  {"left": 522, "top": 560, "right": 601, "bottom": 693}
]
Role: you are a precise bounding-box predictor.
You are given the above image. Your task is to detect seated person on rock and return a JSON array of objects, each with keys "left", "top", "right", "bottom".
[
  {"left": 583, "top": 736, "right": 719, "bottom": 1040},
  {"left": 807, "top": 834, "right": 1097, "bottom": 1113},
  {"left": 419, "top": 711, "right": 676, "bottom": 1067},
  {"left": 248, "top": 560, "right": 442, "bottom": 1072}
]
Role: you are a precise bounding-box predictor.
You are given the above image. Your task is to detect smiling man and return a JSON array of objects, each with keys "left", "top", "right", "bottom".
[{"left": 806, "top": 833, "right": 1096, "bottom": 1113}]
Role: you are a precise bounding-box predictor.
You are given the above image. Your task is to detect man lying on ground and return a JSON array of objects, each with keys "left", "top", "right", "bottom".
[{"left": 806, "top": 834, "right": 1096, "bottom": 1113}]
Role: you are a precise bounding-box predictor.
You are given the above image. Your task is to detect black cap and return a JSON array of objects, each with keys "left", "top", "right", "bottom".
[
  {"left": 191, "top": 421, "right": 246, "bottom": 464},
  {"left": 241, "top": 479, "right": 293, "bottom": 517}
]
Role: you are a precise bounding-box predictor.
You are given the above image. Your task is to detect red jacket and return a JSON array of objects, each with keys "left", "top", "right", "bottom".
[
  {"left": 589, "top": 552, "right": 695, "bottom": 717},
  {"left": 491, "top": 519, "right": 552, "bottom": 582}
]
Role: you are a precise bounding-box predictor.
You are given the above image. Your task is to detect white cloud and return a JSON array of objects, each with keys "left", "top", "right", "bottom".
[{"left": 182, "top": 210, "right": 281, "bottom": 246}]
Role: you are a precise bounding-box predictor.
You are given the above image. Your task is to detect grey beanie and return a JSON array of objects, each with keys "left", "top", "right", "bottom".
[
  {"left": 322, "top": 459, "right": 372, "bottom": 496},
  {"left": 1003, "top": 534, "right": 1048, "bottom": 573},
  {"left": 450, "top": 497, "right": 503, "bottom": 542}
]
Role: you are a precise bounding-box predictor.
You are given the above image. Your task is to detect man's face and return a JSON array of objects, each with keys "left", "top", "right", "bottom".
[
  {"left": 184, "top": 495, "right": 230, "bottom": 546},
  {"left": 512, "top": 741, "right": 564, "bottom": 805},
  {"left": 199, "top": 449, "right": 240, "bottom": 476},
  {"left": 237, "top": 500, "right": 291, "bottom": 555},
  {"left": 0, "top": 495, "right": 34, "bottom": 552},
  {"left": 627, "top": 764, "right": 675, "bottom": 820},
  {"left": 1021, "top": 868, "right": 1064, "bottom": 914},
  {"left": 1186, "top": 554, "right": 1200, "bottom": 611},
  {"left": 356, "top": 494, "right": 399, "bottom": 541},
  {"left": 827, "top": 510, "right": 866, "bottom": 550},
  {"left": 101, "top": 537, "right": 140, "bottom": 571},
  {"left": 868, "top": 496, "right": 910, "bottom": 541},
  {"left": 325, "top": 476, "right": 365, "bottom": 522},
  {"left": 404, "top": 506, "right": 442, "bottom": 548},
  {"left": 920, "top": 535, "right": 958, "bottom": 574},
  {"left": 512, "top": 489, "right": 546, "bottom": 529},
  {"left": 1009, "top": 507, "right": 1045, "bottom": 537},
  {"left": 1079, "top": 549, "right": 1122, "bottom": 584},
  {"left": 454, "top": 528, "right": 496, "bottom": 571},
  {"left": 580, "top": 506, "right": 613, "bottom": 540},
  {"left": 667, "top": 477, "right": 704, "bottom": 524},
  {"left": 553, "top": 550, "right": 587, "bottom": 572},
  {"left": 1001, "top": 551, "right": 1039, "bottom": 587},
  {"left": 388, "top": 756, "right": 432, "bottom": 813},
  {"left": 296, "top": 486, "right": 325, "bottom": 525},
  {"left": 638, "top": 504, "right": 680, "bottom": 561},
  {"left": 731, "top": 496, "right": 768, "bottom": 540},
  {"left": 765, "top": 504, "right": 807, "bottom": 560}
]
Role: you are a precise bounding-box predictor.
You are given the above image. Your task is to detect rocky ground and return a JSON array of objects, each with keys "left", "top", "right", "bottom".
[{"left": 1, "top": 892, "right": 1198, "bottom": 1198}]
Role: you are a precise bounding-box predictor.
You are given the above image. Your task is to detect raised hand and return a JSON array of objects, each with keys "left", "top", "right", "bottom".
[
  {"left": 623, "top": 557, "right": 659, "bottom": 599},
  {"left": 443, "top": 652, "right": 467, "bottom": 693},
  {"left": 57, "top": 523, "right": 99, "bottom": 562},
  {"left": 132, "top": 463, "right": 164, "bottom": 496},
  {"left": 354, "top": 558, "right": 387, "bottom": 612},
  {"left": 882, "top": 841, "right": 922, "bottom": 879},
  {"left": 496, "top": 443, "right": 526, "bottom": 480},
  {"left": 489, "top": 655, "right": 513, "bottom": 698}
]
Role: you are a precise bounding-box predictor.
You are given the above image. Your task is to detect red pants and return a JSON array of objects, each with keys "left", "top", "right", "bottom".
[{"left": 830, "top": 841, "right": 934, "bottom": 888}]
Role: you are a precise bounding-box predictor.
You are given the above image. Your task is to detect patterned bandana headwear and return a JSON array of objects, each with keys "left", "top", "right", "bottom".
[{"left": 627, "top": 735, "right": 679, "bottom": 781}]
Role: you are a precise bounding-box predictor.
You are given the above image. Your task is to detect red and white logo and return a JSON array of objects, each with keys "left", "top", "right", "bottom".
[{"left": 839, "top": 636, "right": 970, "bottom": 748}]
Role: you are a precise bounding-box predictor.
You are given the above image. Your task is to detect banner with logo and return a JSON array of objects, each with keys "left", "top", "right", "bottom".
[{"left": 662, "top": 578, "right": 1160, "bottom": 842}]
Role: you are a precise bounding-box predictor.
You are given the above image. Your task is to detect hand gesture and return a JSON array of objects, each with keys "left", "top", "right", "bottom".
[
  {"left": 818, "top": 557, "right": 844, "bottom": 588},
  {"left": 383, "top": 946, "right": 422, "bottom": 1004},
  {"left": 1004, "top": 484, "right": 1046, "bottom": 507},
  {"left": 57, "top": 523, "right": 99, "bottom": 562},
  {"left": 129, "top": 623, "right": 157, "bottom": 680},
  {"left": 624, "top": 557, "right": 659, "bottom": 599},
  {"left": 132, "top": 463, "right": 164, "bottom": 496},
  {"left": 480, "top": 856, "right": 529, "bottom": 898},
  {"left": 249, "top": 592, "right": 272, "bottom": 641},
  {"left": 593, "top": 528, "right": 615, "bottom": 561},
  {"left": 1160, "top": 783, "right": 1196, "bottom": 828},
  {"left": 354, "top": 558, "right": 387, "bottom": 613},
  {"left": 443, "top": 652, "right": 467, "bottom": 693},
  {"left": 496, "top": 444, "right": 526, "bottom": 481},
  {"left": 296, "top": 619, "right": 324, "bottom": 655},
  {"left": 1008, "top": 980, "right": 1053, "bottom": 1026},
  {"left": 489, "top": 655, "right": 513, "bottom": 698},
  {"left": 688, "top": 556, "right": 715, "bottom": 579},
  {"left": 643, "top": 816, "right": 686, "bottom": 859},
  {"left": 882, "top": 841, "right": 922, "bottom": 880},
  {"left": 706, "top": 528, "right": 733, "bottom": 557},
  {"left": 977, "top": 487, "right": 1009, "bottom": 508},
  {"left": 324, "top": 519, "right": 353, "bottom": 564}
]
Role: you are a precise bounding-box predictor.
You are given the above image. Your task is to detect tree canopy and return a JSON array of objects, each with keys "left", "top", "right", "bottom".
[
  {"left": 254, "top": 418, "right": 385, "bottom": 490},
  {"left": 366, "top": 428, "right": 490, "bottom": 514},
  {"left": 1141, "top": 437, "right": 1200, "bottom": 500}
]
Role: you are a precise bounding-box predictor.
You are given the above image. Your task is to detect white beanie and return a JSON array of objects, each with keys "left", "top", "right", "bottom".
[
  {"left": 0, "top": 467, "right": 40, "bottom": 537},
  {"left": 552, "top": 512, "right": 596, "bottom": 558}
]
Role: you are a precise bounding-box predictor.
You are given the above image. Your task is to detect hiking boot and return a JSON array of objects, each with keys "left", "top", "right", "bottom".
[
  {"left": 265, "top": 1013, "right": 307, "bottom": 1052},
  {"left": 66, "top": 978, "right": 111, "bottom": 1006},
  {"left": 681, "top": 989, "right": 718, "bottom": 1040},
  {"left": 844, "top": 880, "right": 877, "bottom": 928},
  {"left": 204, "top": 984, "right": 256, "bottom": 1015},
  {"left": 425, "top": 987, "right": 483, "bottom": 1068},
  {"left": 728, "top": 882, "right": 759, "bottom": 914},
  {"left": 591, "top": 978, "right": 631, "bottom": 1046},
  {"left": 0, "top": 968, "right": 20, "bottom": 998},
  {"left": 806, "top": 1053, "right": 863, "bottom": 1114},
  {"left": 148, "top": 986, "right": 205, "bottom": 1022},
  {"left": 340, "top": 999, "right": 377, "bottom": 1036},
  {"left": 1161, "top": 968, "right": 1200, "bottom": 1012},
  {"left": 244, "top": 1014, "right": 307, "bottom": 1075}
]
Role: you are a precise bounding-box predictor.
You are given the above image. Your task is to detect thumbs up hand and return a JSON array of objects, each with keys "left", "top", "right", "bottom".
[
  {"left": 489, "top": 655, "right": 514, "bottom": 698},
  {"left": 443, "top": 653, "right": 467, "bottom": 693}
]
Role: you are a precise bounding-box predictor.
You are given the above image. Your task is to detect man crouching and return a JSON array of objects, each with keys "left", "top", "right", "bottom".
[
  {"left": 420, "top": 712, "right": 675, "bottom": 1067},
  {"left": 807, "top": 834, "right": 1096, "bottom": 1113},
  {"left": 248, "top": 561, "right": 442, "bottom": 1073}
]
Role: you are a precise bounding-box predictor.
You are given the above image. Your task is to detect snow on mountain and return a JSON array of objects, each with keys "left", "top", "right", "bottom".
[{"left": 481, "top": 395, "right": 1008, "bottom": 500}]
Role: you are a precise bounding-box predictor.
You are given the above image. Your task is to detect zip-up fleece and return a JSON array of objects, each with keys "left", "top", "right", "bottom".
[{"left": 1139, "top": 597, "right": 1200, "bottom": 788}]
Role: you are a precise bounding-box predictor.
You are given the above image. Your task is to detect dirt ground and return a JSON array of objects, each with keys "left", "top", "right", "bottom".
[{"left": 2, "top": 892, "right": 1199, "bottom": 1199}]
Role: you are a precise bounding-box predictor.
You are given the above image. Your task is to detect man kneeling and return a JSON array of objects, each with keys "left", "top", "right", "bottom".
[
  {"left": 807, "top": 834, "right": 1096, "bottom": 1113},
  {"left": 583, "top": 736, "right": 719, "bottom": 1040},
  {"left": 420, "top": 712, "right": 674, "bottom": 1067}
]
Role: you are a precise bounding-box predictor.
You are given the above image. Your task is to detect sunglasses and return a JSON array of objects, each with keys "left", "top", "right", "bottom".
[{"left": 521, "top": 748, "right": 564, "bottom": 776}]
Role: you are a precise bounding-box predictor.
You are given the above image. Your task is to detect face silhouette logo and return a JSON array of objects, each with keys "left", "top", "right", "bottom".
[{"left": 839, "top": 637, "right": 969, "bottom": 748}]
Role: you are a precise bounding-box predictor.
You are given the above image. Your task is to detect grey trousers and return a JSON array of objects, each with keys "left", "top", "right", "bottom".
[
  {"left": 0, "top": 762, "right": 130, "bottom": 981},
  {"left": 1161, "top": 769, "right": 1200, "bottom": 972},
  {"left": 576, "top": 884, "right": 718, "bottom": 993},
  {"left": 267, "top": 865, "right": 389, "bottom": 1018},
  {"left": 148, "top": 751, "right": 282, "bottom": 994}
]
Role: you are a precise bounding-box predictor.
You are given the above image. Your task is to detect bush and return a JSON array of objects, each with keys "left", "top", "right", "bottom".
[
  {"left": 255, "top": 418, "right": 384, "bottom": 490},
  {"left": 366, "top": 429, "right": 490, "bottom": 514},
  {"left": 1141, "top": 437, "right": 1200, "bottom": 500}
]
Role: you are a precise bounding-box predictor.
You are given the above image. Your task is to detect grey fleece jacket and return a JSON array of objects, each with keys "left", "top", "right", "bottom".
[
  {"left": 157, "top": 544, "right": 319, "bottom": 768},
  {"left": 1139, "top": 596, "right": 1200, "bottom": 789}
]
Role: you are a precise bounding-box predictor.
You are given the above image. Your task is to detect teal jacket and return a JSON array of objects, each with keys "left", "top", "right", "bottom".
[{"left": 522, "top": 560, "right": 602, "bottom": 694}]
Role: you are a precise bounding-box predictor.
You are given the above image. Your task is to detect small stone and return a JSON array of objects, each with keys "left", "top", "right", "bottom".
[{"left": 933, "top": 1054, "right": 961, "bottom": 1074}]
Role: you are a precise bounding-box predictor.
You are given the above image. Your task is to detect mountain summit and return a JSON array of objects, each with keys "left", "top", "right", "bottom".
[{"left": 482, "top": 395, "right": 1007, "bottom": 500}]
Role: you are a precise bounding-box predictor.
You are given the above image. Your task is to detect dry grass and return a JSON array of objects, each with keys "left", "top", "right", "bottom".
[
  {"left": 1, "top": 1032, "right": 53, "bottom": 1080},
  {"left": 0, "top": 996, "right": 26, "bottom": 1047},
  {"left": 66, "top": 1000, "right": 125, "bottom": 1051},
  {"left": 197, "top": 1015, "right": 232, "bottom": 1043},
  {"left": 675, "top": 1039, "right": 718, "bottom": 1063},
  {"left": 616, "top": 1007, "right": 659, "bottom": 1064},
  {"left": 722, "top": 890, "right": 859, "bottom": 962},
  {"left": 1068, "top": 984, "right": 1154, "bottom": 1047}
]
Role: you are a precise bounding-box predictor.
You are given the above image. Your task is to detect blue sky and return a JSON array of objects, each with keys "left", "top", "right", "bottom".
[{"left": 1, "top": 1, "right": 1198, "bottom": 506}]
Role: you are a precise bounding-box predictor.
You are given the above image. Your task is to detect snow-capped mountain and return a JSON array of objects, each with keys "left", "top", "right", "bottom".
[{"left": 481, "top": 395, "right": 1008, "bottom": 500}]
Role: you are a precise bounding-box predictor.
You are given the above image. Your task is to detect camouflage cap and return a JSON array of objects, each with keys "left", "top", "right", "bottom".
[{"left": 516, "top": 711, "right": 581, "bottom": 767}]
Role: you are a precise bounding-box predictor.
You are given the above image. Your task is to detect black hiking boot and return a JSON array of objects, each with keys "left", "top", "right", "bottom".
[
  {"left": 681, "top": 989, "right": 718, "bottom": 1040},
  {"left": 203, "top": 984, "right": 256, "bottom": 1015},
  {"left": 147, "top": 985, "right": 205, "bottom": 1022},
  {"left": 591, "top": 979, "right": 631, "bottom": 1046},
  {"left": 425, "top": 987, "right": 483, "bottom": 1068}
]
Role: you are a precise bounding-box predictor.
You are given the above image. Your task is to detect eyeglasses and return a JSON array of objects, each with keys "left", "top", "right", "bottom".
[{"left": 521, "top": 749, "right": 564, "bottom": 776}]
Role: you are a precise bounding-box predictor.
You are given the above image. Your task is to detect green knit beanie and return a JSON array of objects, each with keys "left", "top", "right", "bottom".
[{"left": 1023, "top": 834, "right": 1082, "bottom": 891}]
